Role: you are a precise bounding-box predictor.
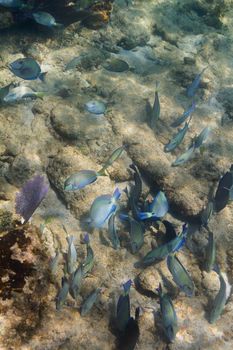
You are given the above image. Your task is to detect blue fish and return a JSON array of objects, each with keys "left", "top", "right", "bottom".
[
  {"left": 120, "top": 214, "right": 144, "bottom": 254},
  {"left": 88, "top": 188, "right": 121, "bottom": 228},
  {"left": 194, "top": 126, "right": 211, "bottom": 149},
  {"left": 187, "top": 67, "right": 208, "bottom": 97},
  {"left": 164, "top": 122, "right": 190, "bottom": 153},
  {"left": 81, "top": 288, "right": 102, "bottom": 316},
  {"left": 108, "top": 213, "right": 120, "bottom": 250},
  {"left": 138, "top": 191, "right": 168, "bottom": 220},
  {"left": 171, "top": 101, "right": 196, "bottom": 128},
  {"left": 9, "top": 58, "right": 46, "bottom": 81}
]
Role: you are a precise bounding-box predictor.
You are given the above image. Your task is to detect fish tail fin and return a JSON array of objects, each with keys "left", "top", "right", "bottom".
[
  {"left": 66, "top": 235, "right": 74, "bottom": 245},
  {"left": 97, "top": 167, "right": 108, "bottom": 176},
  {"left": 155, "top": 81, "right": 160, "bottom": 92},
  {"left": 55, "top": 23, "right": 64, "bottom": 28},
  {"left": 36, "top": 92, "right": 45, "bottom": 100},
  {"left": 213, "top": 263, "right": 220, "bottom": 275},
  {"left": 123, "top": 279, "right": 132, "bottom": 294},
  {"left": 156, "top": 283, "right": 163, "bottom": 296},
  {"left": 113, "top": 188, "right": 121, "bottom": 202},
  {"left": 39, "top": 72, "right": 47, "bottom": 82},
  {"left": 137, "top": 211, "right": 153, "bottom": 220},
  {"left": 83, "top": 233, "right": 90, "bottom": 244},
  {"left": 119, "top": 213, "right": 129, "bottom": 221}
]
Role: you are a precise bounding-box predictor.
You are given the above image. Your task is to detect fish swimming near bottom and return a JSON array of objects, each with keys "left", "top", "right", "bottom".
[
  {"left": 204, "top": 231, "right": 215, "bottom": 273},
  {"left": 3, "top": 86, "right": 44, "bottom": 102},
  {"left": 164, "top": 122, "right": 190, "bottom": 153},
  {"left": 82, "top": 233, "right": 94, "bottom": 275},
  {"left": 157, "top": 283, "right": 178, "bottom": 343},
  {"left": 117, "top": 307, "right": 140, "bottom": 350},
  {"left": 0, "top": 83, "right": 15, "bottom": 103},
  {"left": 66, "top": 235, "right": 77, "bottom": 274},
  {"left": 56, "top": 277, "right": 70, "bottom": 311},
  {"left": 116, "top": 280, "right": 132, "bottom": 332},
  {"left": 69, "top": 264, "right": 84, "bottom": 300},
  {"left": 172, "top": 145, "right": 195, "bottom": 167},
  {"left": 9, "top": 57, "right": 46, "bottom": 81},
  {"left": 171, "top": 101, "right": 196, "bottom": 128},
  {"left": 32, "top": 11, "right": 62, "bottom": 27},
  {"left": 64, "top": 170, "right": 100, "bottom": 191},
  {"left": 209, "top": 266, "right": 231, "bottom": 324},
  {"left": 81, "top": 288, "right": 102, "bottom": 316},
  {"left": 108, "top": 213, "right": 120, "bottom": 250},
  {"left": 167, "top": 253, "right": 195, "bottom": 297}
]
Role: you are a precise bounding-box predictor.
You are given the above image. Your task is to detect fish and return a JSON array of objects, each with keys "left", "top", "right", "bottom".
[
  {"left": 0, "top": 83, "right": 14, "bottom": 104},
  {"left": 69, "top": 264, "right": 84, "bottom": 300},
  {"left": 116, "top": 280, "right": 132, "bottom": 332},
  {"left": 88, "top": 188, "right": 121, "bottom": 228},
  {"left": 85, "top": 100, "right": 106, "bottom": 115},
  {"left": 164, "top": 122, "right": 190, "bottom": 153},
  {"left": 98, "top": 146, "right": 125, "bottom": 174},
  {"left": 171, "top": 144, "right": 195, "bottom": 167},
  {"left": 120, "top": 214, "right": 144, "bottom": 254},
  {"left": 157, "top": 283, "right": 178, "bottom": 343},
  {"left": 139, "top": 191, "right": 169, "bottom": 220},
  {"left": 209, "top": 266, "right": 231, "bottom": 324},
  {"left": 81, "top": 287, "right": 102, "bottom": 316},
  {"left": 3, "top": 86, "right": 44, "bottom": 102},
  {"left": 64, "top": 170, "right": 99, "bottom": 191},
  {"left": 201, "top": 201, "right": 213, "bottom": 227},
  {"left": 117, "top": 307, "right": 140, "bottom": 350},
  {"left": 167, "top": 253, "right": 195, "bottom": 297},
  {"left": 149, "top": 82, "right": 160, "bottom": 129},
  {"left": 32, "top": 11, "right": 62, "bottom": 27},
  {"left": 56, "top": 277, "right": 70, "bottom": 311},
  {"left": 214, "top": 165, "right": 233, "bottom": 212},
  {"left": 49, "top": 251, "right": 60, "bottom": 275},
  {"left": 162, "top": 220, "right": 177, "bottom": 243},
  {"left": 171, "top": 101, "right": 196, "bottom": 128},
  {"left": 65, "top": 56, "right": 83, "bottom": 71},
  {"left": 194, "top": 127, "right": 211, "bottom": 149},
  {"left": 204, "top": 231, "right": 216, "bottom": 273},
  {"left": 103, "top": 58, "right": 129, "bottom": 72},
  {"left": 186, "top": 66, "right": 208, "bottom": 97},
  {"left": 108, "top": 213, "right": 120, "bottom": 250},
  {"left": 82, "top": 233, "right": 94, "bottom": 275},
  {"left": 9, "top": 58, "right": 46, "bottom": 81},
  {"left": 0, "top": 0, "right": 23, "bottom": 8},
  {"left": 129, "top": 164, "right": 142, "bottom": 204},
  {"left": 66, "top": 235, "right": 77, "bottom": 274},
  {"left": 141, "top": 223, "right": 188, "bottom": 266}
]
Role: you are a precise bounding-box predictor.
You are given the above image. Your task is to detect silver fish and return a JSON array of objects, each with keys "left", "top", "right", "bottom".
[
  {"left": 172, "top": 145, "right": 195, "bottom": 167},
  {"left": 81, "top": 288, "right": 102, "bottom": 316},
  {"left": 194, "top": 126, "right": 211, "bottom": 149},
  {"left": 108, "top": 213, "right": 120, "bottom": 250},
  {"left": 69, "top": 264, "right": 84, "bottom": 300},
  {"left": 56, "top": 277, "right": 70, "bottom": 310},
  {"left": 205, "top": 231, "right": 215, "bottom": 273},
  {"left": 66, "top": 235, "right": 77, "bottom": 274},
  {"left": 209, "top": 266, "right": 231, "bottom": 323},
  {"left": 187, "top": 67, "right": 208, "bottom": 97},
  {"left": 164, "top": 122, "right": 189, "bottom": 153},
  {"left": 49, "top": 251, "right": 60, "bottom": 275},
  {"left": 32, "top": 11, "right": 61, "bottom": 27},
  {"left": 85, "top": 100, "right": 106, "bottom": 115},
  {"left": 3, "top": 86, "right": 44, "bottom": 102}
]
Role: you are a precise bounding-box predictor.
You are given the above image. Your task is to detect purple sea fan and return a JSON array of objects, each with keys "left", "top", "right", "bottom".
[{"left": 15, "top": 175, "right": 49, "bottom": 224}]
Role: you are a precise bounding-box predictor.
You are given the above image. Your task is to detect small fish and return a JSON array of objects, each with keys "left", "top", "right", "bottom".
[
  {"left": 3, "top": 86, "right": 44, "bottom": 102},
  {"left": 194, "top": 127, "right": 211, "bottom": 149},
  {"left": 141, "top": 223, "right": 187, "bottom": 266},
  {"left": 88, "top": 188, "right": 121, "bottom": 228},
  {"left": 116, "top": 280, "right": 132, "bottom": 332},
  {"left": 65, "top": 56, "right": 84, "bottom": 71},
  {"left": 98, "top": 146, "right": 125, "bottom": 174},
  {"left": 214, "top": 165, "right": 233, "bottom": 212},
  {"left": 49, "top": 251, "right": 60, "bottom": 275},
  {"left": 204, "top": 231, "right": 216, "bottom": 273},
  {"left": 117, "top": 307, "right": 140, "bottom": 350},
  {"left": 32, "top": 11, "right": 62, "bottom": 27},
  {"left": 120, "top": 214, "right": 144, "bottom": 254},
  {"left": 103, "top": 58, "right": 129, "bottom": 72},
  {"left": 167, "top": 254, "right": 195, "bottom": 297},
  {"left": 172, "top": 144, "right": 195, "bottom": 167},
  {"left": 171, "top": 101, "right": 196, "bottom": 128},
  {"left": 0, "top": 83, "right": 14, "bottom": 103},
  {"left": 209, "top": 266, "right": 231, "bottom": 324},
  {"left": 64, "top": 170, "right": 99, "bottom": 191},
  {"left": 66, "top": 235, "right": 77, "bottom": 274},
  {"left": 129, "top": 164, "right": 142, "bottom": 204},
  {"left": 108, "top": 213, "right": 120, "bottom": 250},
  {"left": 56, "top": 277, "right": 70, "bottom": 310},
  {"left": 85, "top": 100, "right": 106, "bottom": 115},
  {"left": 157, "top": 283, "right": 178, "bottom": 342},
  {"left": 139, "top": 191, "right": 168, "bottom": 220},
  {"left": 164, "top": 122, "right": 189, "bottom": 153},
  {"left": 201, "top": 201, "right": 213, "bottom": 227},
  {"left": 82, "top": 233, "right": 94, "bottom": 275},
  {"left": 187, "top": 66, "right": 208, "bottom": 97},
  {"left": 81, "top": 287, "right": 102, "bottom": 316},
  {"left": 69, "top": 264, "right": 83, "bottom": 300},
  {"left": 9, "top": 58, "right": 46, "bottom": 81},
  {"left": 149, "top": 82, "right": 160, "bottom": 129}
]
